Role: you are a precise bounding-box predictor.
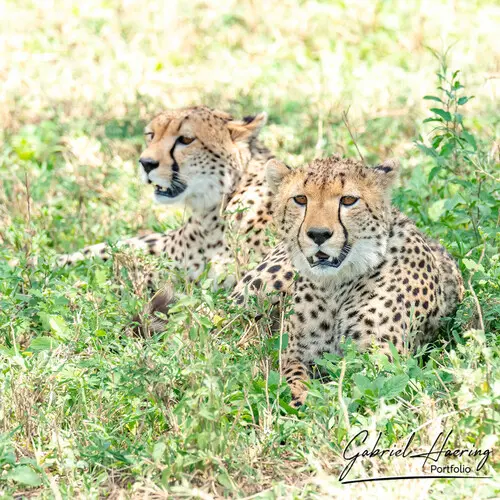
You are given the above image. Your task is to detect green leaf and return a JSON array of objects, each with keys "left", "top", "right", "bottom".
[
  {"left": 94, "top": 269, "right": 107, "bottom": 286},
  {"left": 432, "top": 135, "right": 444, "bottom": 149},
  {"left": 382, "top": 374, "right": 409, "bottom": 399},
  {"left": 388, "top": 342, "right": 400, "bottom": 365},
  {"left": 217, "top": 472, "right": 235, "bottom": 490},
  {"left": 462, "top": 258, "right": 485, "bottom": 274},
  {"left": 48, "top": 315, "right": 70, "bottom": 340},
  {"left": 438, "top": 86, "right": 453, "bottom": 99},
  {"left": 430, "top": 108, "right": 452, "bottom": 122},
  {"left": 478, "top": 203, "right": 492, "bottom": 218},
  {"left": 0, "top": 345, "right": 16, "bottom": 357},
  {"left": 267, "top": 370, "right": 280, "bottom": 388},
  {"left": 439, "top": 141, "right": 455, "bottom": 158},
  {"left": 423, "top": 95, "right": 443, "bottom": 103},
  {"left": 152, "top": 442, "right": 166, "bottom": 463},
  {"left": 428, "top": 166, "right": 442, "bottom": 182},
  {"left": 428, "top": 199, "right": 446, "bottom": 221},
  {"left": 198, "top": 408, "right": 217, "bottom": 421},
  {"left": 270, "top": 332, "right": 288, "bottom": 350},
  {"left": 457, "top": 96, "right": 469, "bottom": 105},
  {"left": 8, "top": 466, "right": 42, "bottom": 487},
  {"left": 415, "top": 142, "right": 440, "bottom": 159},
  {"left": 188, "top": 326, "right": 198, "bottom": 340},
  {"left": 444, "top": 195, "right": 461, "bottom": 211},
  {"left": 170, "top": 296, "right": 199, "bottom": 311},
  {"left": 28, "top": 336, "right": 60, "bottom": 352},
  {"left": 0, "top": 450, "right": 16, "bottom": 466},
  {"left": 201, "top": 278, "right": 213, "bottom": 290},
  {"left": 353, "top": 374, "right": 372, "bottom": 393},
  {"left": 461, "top": 130, "right": 477, "bottom": 151},
  {"left": 279, "top": 398, "right": 299, "bottom": 415}
]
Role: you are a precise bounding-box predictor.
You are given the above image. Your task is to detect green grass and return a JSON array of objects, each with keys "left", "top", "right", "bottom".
[{"left": 1, "top": 0, "right": 499, "bottom": 497}]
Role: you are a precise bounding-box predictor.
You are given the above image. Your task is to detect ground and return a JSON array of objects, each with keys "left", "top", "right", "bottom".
[{"left": 0, "top": 1, "right": 499, "bottom": 498}]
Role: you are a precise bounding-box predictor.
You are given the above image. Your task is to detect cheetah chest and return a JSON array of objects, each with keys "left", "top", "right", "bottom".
[{"left": 286, "top": 250, "right": 445, "bottom": 364}]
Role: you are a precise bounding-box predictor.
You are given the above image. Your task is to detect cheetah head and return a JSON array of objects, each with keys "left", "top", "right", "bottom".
[
  {"left": 267, "top": 155, "right": 400, "bottom": 282},
  {"left": 139, "top": 106, "right": 267, "bottom": 212}
]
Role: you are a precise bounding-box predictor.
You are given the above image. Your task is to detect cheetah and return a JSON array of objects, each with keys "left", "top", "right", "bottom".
[
  {"left": 233, "top": 155, "right": 464, "bottom": 407},
  {"left": 58, "top": 106, "right": 276, "bottom": 287}
]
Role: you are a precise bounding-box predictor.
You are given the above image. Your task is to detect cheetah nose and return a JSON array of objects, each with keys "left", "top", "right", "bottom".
[
  {"left": 139, "top": 157, "right": 160, "bottom": 174},
  {"left": 307, "top": 227, "right": 333, "bottom": 246}
]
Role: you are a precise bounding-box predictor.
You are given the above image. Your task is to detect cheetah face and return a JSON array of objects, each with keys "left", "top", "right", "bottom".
[
  {"left": 139, "top": 106, "right": 267, "bottom": 211},
  {"left": 266, "top": 157, "right": 400, "bottom": 282}
]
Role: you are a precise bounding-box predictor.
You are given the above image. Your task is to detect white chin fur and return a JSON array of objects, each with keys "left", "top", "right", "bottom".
[
  {"left": 151, "top": 177, "right": 224, "bottom": 211},
  {"left": 153, "top": 190, "right": 188, "bottom": 206},
  {"left": 294, "top": 239, "right": 387, "bottom": 284},
  {"left": 143, "top": 166, "right": 232, "bottom": 212},
  {"left": 186, "top": 178, "right": 225, "bottom": 212},
  {"left": 140, "top": 169, "right": 149, "bottom": 184}
]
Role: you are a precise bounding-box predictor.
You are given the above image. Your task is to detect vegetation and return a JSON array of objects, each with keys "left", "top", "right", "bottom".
[{"left": 0, "top": 1, "right": 498, "bottom": 497}]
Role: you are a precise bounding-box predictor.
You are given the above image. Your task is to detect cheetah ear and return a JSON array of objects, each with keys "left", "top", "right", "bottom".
[
  {"left": 266, "top": 159, "right": 291, "bottom": 193},
  {"left": 228, "top": 112, "right": 267, "bottom": 143},
  {"left": 372, "top": 159, "right": 400, "bottom": 188}
]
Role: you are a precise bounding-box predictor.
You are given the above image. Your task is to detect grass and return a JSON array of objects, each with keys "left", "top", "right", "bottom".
[{"left": 0, "top": 0, "right": 499, "bottom": 497}]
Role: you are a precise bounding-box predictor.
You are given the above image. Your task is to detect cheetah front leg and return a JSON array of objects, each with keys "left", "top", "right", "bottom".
[
  {"left": 206, "top": 251, "right": 238, "bottom": 290},
  {"left": 57, "top": 232, "right": 168, "bottom": 266},
  {"left": 231, "top": 242, "right": 295, "bottom": 305},
  {"left": 282, "top": 357, "right": 310, "bottom": 408}
]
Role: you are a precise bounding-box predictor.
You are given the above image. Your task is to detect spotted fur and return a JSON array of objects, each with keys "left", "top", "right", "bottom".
[{"left": 233, "top": 155, "right": 464, "bottom": 407}]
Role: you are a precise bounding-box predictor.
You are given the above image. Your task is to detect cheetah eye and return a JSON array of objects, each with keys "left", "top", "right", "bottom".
[
  {"left": 178, "top": 136, "right": 195, "bottom": 145},
  {"left": 340, "top": 196, "right": 359, "bottom": 206},
  {"left": 144, "top": 132, "right": 154, "bottom": 141},
  {"left": 293, "top": 195, "right": 307, "bottom": 206}
]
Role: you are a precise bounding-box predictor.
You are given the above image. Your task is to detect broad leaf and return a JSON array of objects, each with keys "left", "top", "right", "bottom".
[
  {"left": 8, "top": 466, "right": 42, "bottom": 487},
  {"left": 382, "top": 374, "right": 409, "bottom": 399},
  {"left": 28, "top": 336, "right": 60, "bottom": 352},
  {"left": 423, "top": 95, "right": 443, "bottom": 103},
  {"left": 430, "top": 108, "right": 452, "bottom": 122}
]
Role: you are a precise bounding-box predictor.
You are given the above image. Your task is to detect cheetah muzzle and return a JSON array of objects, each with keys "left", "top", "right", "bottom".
[
  {"left": 307, "top": 244, "right": 351, "bottom": 269},
  {"left": 154, "top": 172, "right": 187, "bottom": 199}
]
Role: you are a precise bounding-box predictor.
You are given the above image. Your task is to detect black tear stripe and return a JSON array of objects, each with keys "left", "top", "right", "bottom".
[
  {"left": 338, "top": 201, "right": 349, "bottom": 249},
  {"left": 296, "top": 197, "right": 308, "bottom": 256},
  {"left": 169, "top": 138, "right": 181, "bottom": 173}
]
